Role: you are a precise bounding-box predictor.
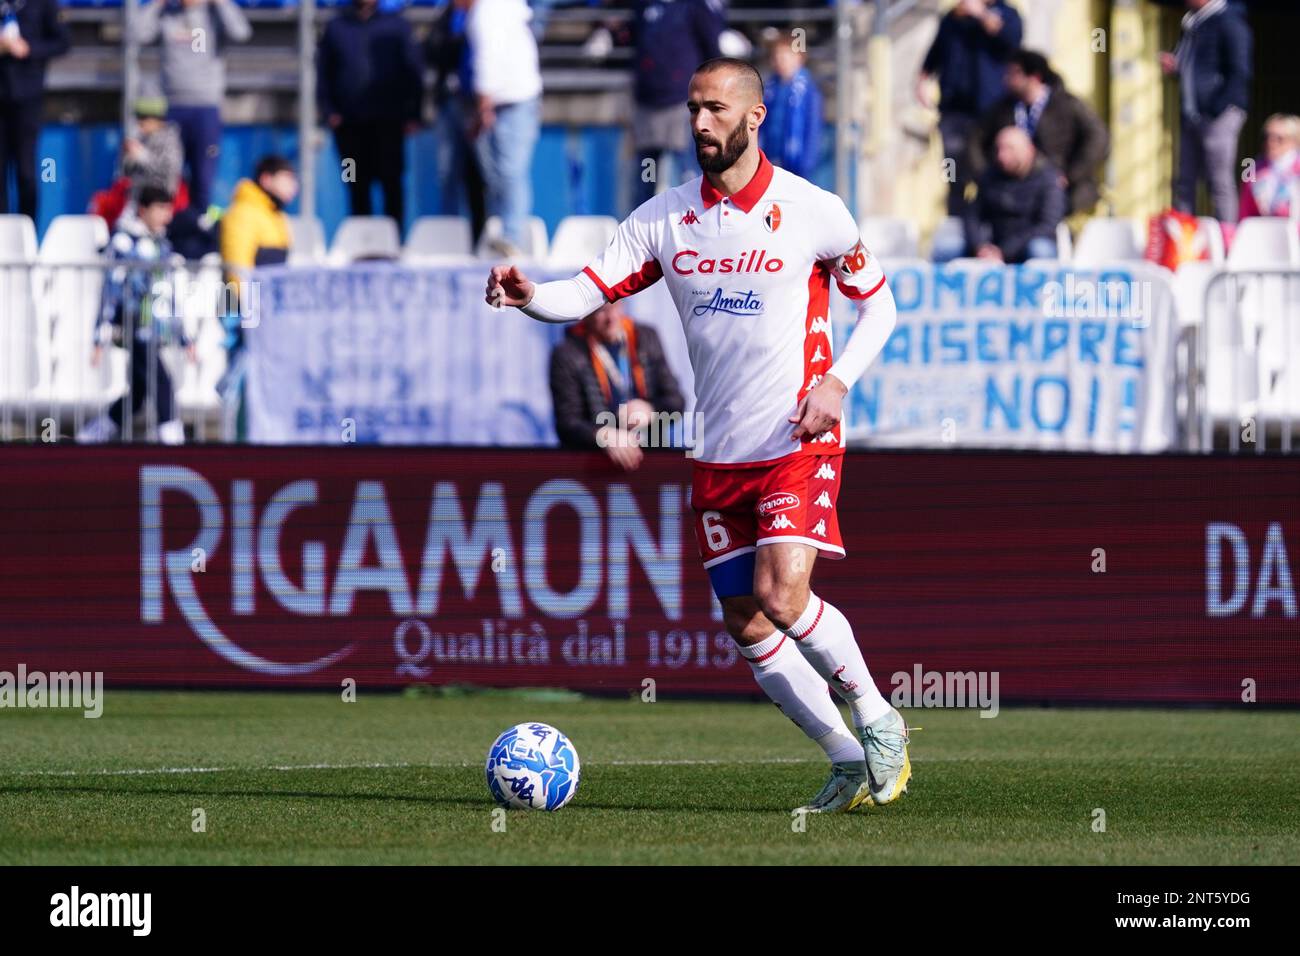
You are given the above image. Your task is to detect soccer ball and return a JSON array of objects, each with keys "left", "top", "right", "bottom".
[{"left": 485, "top": 722, "right": 581, "bottom": 811}]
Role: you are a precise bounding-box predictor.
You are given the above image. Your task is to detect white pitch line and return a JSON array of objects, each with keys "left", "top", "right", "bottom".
[{"left": 5, "top": 757, "right": 834, "bottom": 778}]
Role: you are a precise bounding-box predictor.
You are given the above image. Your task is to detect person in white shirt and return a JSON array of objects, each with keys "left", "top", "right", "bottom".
[
  {"left": 485, "top": 57, "right": 912, "bottom": 815},
  {"left": 460, "top": 0, "right": 542, "bottom": 256}
]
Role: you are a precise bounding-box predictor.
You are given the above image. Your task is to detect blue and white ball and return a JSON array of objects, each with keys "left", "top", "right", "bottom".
[{"left": 485, "top": 722, "right": 581, "bottom": 811}]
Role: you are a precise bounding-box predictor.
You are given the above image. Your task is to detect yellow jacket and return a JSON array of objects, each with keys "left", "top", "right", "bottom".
[{"left": 220, "top": 179, "right": 291, "bottom": 289}]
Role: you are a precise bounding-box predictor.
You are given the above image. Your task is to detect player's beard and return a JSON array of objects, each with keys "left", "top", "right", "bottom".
[{"left": 695, "top": 120, "right": 749, "bottom": 174}]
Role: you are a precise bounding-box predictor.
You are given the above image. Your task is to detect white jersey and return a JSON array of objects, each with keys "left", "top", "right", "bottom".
[{"left": 579, "top": 151, "right": 887, "bottom": 466}]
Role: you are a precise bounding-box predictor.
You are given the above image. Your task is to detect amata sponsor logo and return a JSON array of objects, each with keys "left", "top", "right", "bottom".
[
  {"left": 671, "top": 249, "right": 784, "bottom": 275},
  {"left": 691, "top": 288, "right": 764, "bottom": 318},
  {"left": 757, "top": 492, "right": 800, "bottom": 517}
]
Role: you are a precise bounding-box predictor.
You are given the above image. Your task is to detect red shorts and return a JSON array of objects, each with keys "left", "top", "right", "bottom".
[{"left": 690, "top": 453, "right": 846, "bottom": 596}]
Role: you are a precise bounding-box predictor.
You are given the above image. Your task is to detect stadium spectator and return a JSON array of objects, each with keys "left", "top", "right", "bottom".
[
  {"left": 623, "top": 0, "right": 725, "bottom": 208},
  {"left": 1160, "top": 0, "right": 1252, "bottom": 222},
  {"left": 318, "top": 0, "right": 423, "bottom": 232},
  {"left": 217, "top": 155, "right": 297, "bottom": 439},
  {"left": 82, "top": 186, "right": 194, "bottom": 445},
  {"left": 1239, "top": 113, "right": 1300, "bottom": 221},
  {"left": 549, "top": 302, "right": 685, "bottom": 471},
  {"left": 460, "top": 0, "right": 541, "bottom": 256},
  {"left": 969, "top": 49, "right": 1108, "bottom": 216},
  {"left": 918, "top": 0, "right": 1022, "bottom": 215},
  {"left": 0, "top": 0, "right": 69, "bottom": 220},
  {"left": 122, "top": 96, "right": 184, "bottom": 203},
  {"left": 427, "top": 0, "right": 486, "bottom": 242},
  {"left": 952, "top": 126, "right": 1066, "bottom": 264},
  {"left": 760, "top": 32, "right": 822, "bottom": 181},
  {"left": 135, "top": 0, "right": 251, "bottom": 214}
]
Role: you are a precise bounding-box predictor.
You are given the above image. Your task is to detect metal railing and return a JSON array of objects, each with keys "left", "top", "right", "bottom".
[
  {"left": 1195, "top": 269, "right": 1300, "bottom": 453},
  {"left": 0, "top": 258, "right": 235, "bottom": 444}
]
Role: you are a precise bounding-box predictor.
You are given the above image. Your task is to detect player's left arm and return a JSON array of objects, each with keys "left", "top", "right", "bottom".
[{"left": 790, "top": 194, "right": 898, "bottom": 442}]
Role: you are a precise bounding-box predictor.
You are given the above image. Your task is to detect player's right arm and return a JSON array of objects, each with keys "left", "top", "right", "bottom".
[{"left": 484, "top": 200, "right": 663, "bottom": 321}]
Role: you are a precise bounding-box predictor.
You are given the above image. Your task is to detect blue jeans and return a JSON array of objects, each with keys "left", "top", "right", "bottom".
[
  {"left": 475, "top": 97, "right": 540, "bottom": 249},
  {"left": 168, "top": 104, "right": 222, "bottom": 211}
]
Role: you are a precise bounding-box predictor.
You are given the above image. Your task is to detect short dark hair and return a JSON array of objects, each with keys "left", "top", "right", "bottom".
[
  {"left": 693, "top": 57, "right": 765, "bottom": 102},
  {"left": 136, "top": 185, "right": 175, "bottom": 209},
  {"left": 255, "top": 155, "right": 295, "bottom": 180},
  {"left": 1009, "top": 50, "right": 1056, "bottom": 85}
]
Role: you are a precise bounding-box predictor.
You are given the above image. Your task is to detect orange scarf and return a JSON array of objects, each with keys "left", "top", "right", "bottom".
[{"left": 571, "top": 318, "right": 648, "bottom": 406}]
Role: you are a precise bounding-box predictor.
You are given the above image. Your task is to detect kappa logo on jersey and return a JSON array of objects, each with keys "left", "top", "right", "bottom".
[
  {"left": 691, "top": 288, "right": 765, "bottom": 318},
  {"left": 814, "top": 491, "right": 833, "bottom": 508},
  {"left": 808, "top": 315, "right": 831, "bottom": 335},
  {"left": 837, "top": 241, "right": 870, "bottom": 278},
  {"left": 672, "top": 249, "right": 785, "bottom": 275},
  {"left": 767, "top": 513, "right": 797, "bottom": 530},
  {"left": 679, "top": 208, "right": 701, "bottom": 226},
  {"left": 757, "top": 492, "right": 800, "bottom": 517},
  {"left": 762, "top": 202, "right": 782, "bottom": 233},
  {"left": 811, "top": 518, "right": 828, "bottom": 537},
  {"left": 810, "top": 345, "right": 826, "bottom": 363},
  {"left": 815, "top": 462, "right": 837, "bottom": 480},
  {"left": 812, "top": 431, "right": 839, "bottom": 443}
]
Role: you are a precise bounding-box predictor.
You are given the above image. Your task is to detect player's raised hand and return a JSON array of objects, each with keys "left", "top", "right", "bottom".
[
  {"left": 485, "top": 265, "right": 535, "bottom": 309},
  {"left": 789, "top": 374, "right": 847, "bottom": 442}
]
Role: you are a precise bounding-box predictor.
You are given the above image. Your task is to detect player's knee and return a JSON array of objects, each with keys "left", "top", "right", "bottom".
[
  {"left": 753, "top": 580, "right": 805, "bottom": 630},
  {"left": 722, "top": 598, "right": 769, "bottom": 645}
]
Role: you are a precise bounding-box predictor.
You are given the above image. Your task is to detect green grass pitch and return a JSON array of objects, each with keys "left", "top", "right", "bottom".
[{"left": 1, "top": 690, "right": 1297, "bottom": 865}]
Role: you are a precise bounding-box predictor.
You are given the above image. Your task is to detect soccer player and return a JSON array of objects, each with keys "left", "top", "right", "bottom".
[{"left": 485, "top": 57, "right": 909, "bottom": 812}]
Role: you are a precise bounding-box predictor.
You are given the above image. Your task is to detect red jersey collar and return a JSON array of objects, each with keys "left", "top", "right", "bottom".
[{"left": 699, "top": 149, "right": 774, "bottom": 213}]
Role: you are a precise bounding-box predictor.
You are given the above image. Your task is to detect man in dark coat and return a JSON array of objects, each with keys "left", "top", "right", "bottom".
[
  {"left": 1160, "top": 0, "right": 1253, "bottom": 221},
  {"left": 918, "top": 0, "right": 1022, "bottom": 214},
  {"left": 317, "top": 0, "right": 423, "bottom": 231},
  {"left": 0, "top": 0, "right": 69, "bottom": 219},
  {"left": 969, "top": 50, "right": 1109, "bottom": 215},
  {"left": 549, "top": 301, "right": 686, "bottom": 471},
  {"left": 963, "top": 126, "right": 1067, "bottom": 264}
]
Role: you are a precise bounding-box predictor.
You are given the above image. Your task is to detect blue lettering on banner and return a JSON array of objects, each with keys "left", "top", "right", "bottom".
[{"left": 842, "top": 264, "right": 1173, "bottom": 450}]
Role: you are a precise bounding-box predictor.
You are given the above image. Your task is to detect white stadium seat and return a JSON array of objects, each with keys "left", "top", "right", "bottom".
[
  {"left": 173, "top": 255, "right": 229, "bottom": 432},
  {"left": 547, "top": 215, "right": 618, "bottom": 267},
  {"left": 1054, "top": 221, "right": 1074, "bottom": 262},
  {"left": 328, "top": 216, "right": 401, "bottom": 265},
  {"left": 33, "top": 214, "right": 123, "bottom": 407},
  {"left": 287, "top": 215, "right": 327, "bottom": 265},
  {"left": 858, "top": 216, "right": 919, "bottom": 259},
  {"left": 476, "top": 215, "right": 550, "bottom": 261},
  {"left": 1196, "top": 217, "right": 1226, "bottom": 264},
  {"left": 402, "top": 216, "right": 474, "bottom": 262},
  {"left": 39, "top": 214, "right": 108, "bottom": 264},
  {"left": 1071, "top": 217, "right": 1145, "bottom": 267},
  {"left": 0, "top": 215, "right": 40, "bottom": 403},
  {"left": 1228, "top": 216, "right": 1300, "bottom": 270}
]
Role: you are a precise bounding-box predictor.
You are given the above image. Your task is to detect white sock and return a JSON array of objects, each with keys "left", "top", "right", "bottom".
[
  {"left": 784, "top": 594, "right": 892, "bottom": 729},
  {"left": 738, "top": 631, "right": 864, "bottom": 764}
]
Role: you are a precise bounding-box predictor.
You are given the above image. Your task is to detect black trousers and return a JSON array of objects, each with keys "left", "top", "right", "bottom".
[
  {"left": 110, "top": 338, "right": 176, "bottom": 433},
  {"left": 334, "top": 120, "right": 407, "bottom": 231},
  {"left": 0, "top": 96, "right": 42, "bottom": 220}
]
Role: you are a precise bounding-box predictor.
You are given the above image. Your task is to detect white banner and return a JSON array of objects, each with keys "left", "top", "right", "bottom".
[
  {"left": 243, "top": 263, "right": 691, "bottom": 445},
  {"left": 837, "top": 260, "right": 1179, "bottom": 452},
  {"left": 244, "top": 260, "right": 1176, "bottom": 452}
]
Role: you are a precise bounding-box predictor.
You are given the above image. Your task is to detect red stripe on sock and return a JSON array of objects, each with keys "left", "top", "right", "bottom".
[
  {"left": 793, "top": 598, "right": 825, "bottom": 640},
  {"left": 750, "top": 635, "right": 787, "bottom": 663}
]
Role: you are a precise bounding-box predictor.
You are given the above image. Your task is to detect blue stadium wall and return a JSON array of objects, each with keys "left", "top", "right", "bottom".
[{"left": 27, "top": 123, "right": 838, "bottom": 240}]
